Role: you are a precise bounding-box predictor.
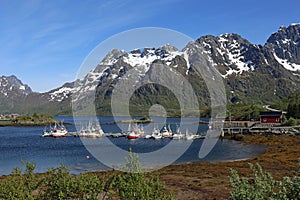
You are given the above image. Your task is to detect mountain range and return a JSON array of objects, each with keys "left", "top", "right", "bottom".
[{"left": 1, "top": 24, "right": 300, "bottom": 116}]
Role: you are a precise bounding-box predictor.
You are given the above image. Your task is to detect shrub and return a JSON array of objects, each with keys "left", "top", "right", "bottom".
[
  {"left": 112, "top": 149, "right": 173, "bottom": 200},
  {"left": 229, "top": 160, "right": 300, "bottom": 199},
  {"left": 0, "top": 152, "right": 173, "bottom": 200},
  {"left": 0, "top": 161, "right": 40, "bottom": 200},
  {"left": 41, "top": 165, "right": 105, "bottom": 200}
]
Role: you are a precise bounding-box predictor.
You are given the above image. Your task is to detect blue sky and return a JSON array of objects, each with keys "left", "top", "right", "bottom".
[{"left": 0, "top": 0, "right": 299, "bottom": 92}]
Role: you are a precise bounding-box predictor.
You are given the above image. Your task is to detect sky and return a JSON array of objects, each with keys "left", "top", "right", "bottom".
[{"left": 0, "top": 0, "right": 299, "bottom": 92}]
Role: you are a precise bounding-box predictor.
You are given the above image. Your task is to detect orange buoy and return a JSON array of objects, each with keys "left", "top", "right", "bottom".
[{"left": 86, "top": 155, "right": 90, "bottom": 160}]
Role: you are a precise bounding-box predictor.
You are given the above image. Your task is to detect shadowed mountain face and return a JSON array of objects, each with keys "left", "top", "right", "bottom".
[{"left": 1, "top": 24, "right": 300, "bottom": 115}]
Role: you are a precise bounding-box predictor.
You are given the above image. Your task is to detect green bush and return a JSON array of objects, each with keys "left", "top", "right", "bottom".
[
  {"left": 41, "top": 165, "right": 105, "bottom": 200},
  {"left": 286, "top": 117, "right": 297, "bottom": 126},
  {"left": 0, "top": 152, "right": 173, "bottom": 200},
  {"left": 229, "top": 160, "right": 300, "bottom": 199},
  {"left": 0, "top": 161, "right": 40, "bottom": 200},
  {"left": 112, "top": 149, "right": 173, "bottom": 200}
]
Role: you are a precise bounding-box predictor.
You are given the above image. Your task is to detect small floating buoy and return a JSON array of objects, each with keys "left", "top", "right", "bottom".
[{"left": 86, "top": 155, "right": 90, "bottom": 160}]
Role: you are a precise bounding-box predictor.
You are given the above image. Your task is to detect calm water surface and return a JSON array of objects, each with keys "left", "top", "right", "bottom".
[{"left": 0, "top": 116, "right": 265, "bottom": 175}]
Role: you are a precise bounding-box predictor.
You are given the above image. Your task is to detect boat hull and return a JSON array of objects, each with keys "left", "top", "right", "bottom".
[{"left": 127, "top": 135, "right": 139, "bottom": 139}]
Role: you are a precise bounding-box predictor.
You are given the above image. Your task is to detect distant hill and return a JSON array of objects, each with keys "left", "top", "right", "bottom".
[{"left": 0, "top": 75, "right": 72, "bottom": 115}]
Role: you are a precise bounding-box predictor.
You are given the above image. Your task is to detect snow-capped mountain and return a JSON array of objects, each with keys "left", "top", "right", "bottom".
[
  {"left": 0, "top": 75, "right": 72, "bottom": 115},
  {"left": 72, "top": 24, "right": 300, "bottom": 114},
  {"left": 72, "top": 45, "right": 188, "bottom": 100},
  {"left": 265, "top": 24, "right": 300, "bottom": 72},
  {"left": 196, "top": 33, "right": 265, "bottom": 77},
  {"left": 0, "top": 75, "right": 32, "bottom": 97},
  {"left": 1, "top": 24, "right": 300, "bottom": 115}
]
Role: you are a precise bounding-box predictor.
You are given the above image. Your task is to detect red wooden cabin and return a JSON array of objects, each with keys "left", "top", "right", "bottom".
[{"left": 260, "top": 112, "right": 282, "bottom": 124}]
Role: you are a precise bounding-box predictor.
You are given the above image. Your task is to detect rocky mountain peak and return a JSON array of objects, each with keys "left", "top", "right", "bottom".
[
  {"left": 100, "top": 48, "right": 127, "bottom": 65},
  {"left": 0, "top": 75, "right": 32, "bottom": 96},
  {"left": 265, "top": 23, "right": 300, "bottom": 71},
  {"left": 160, "top": 44, "right": 178, "bottom": 53},
  {"left": 268, "top": 24, "right": 300, "bottom": 44},
  {"left": 195, "top": 33, "right": 260, "bottom": 77}
]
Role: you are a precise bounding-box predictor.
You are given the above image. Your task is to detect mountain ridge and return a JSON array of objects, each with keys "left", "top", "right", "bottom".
[{"left": 1, "top": 24, "right": 300, "bottom": 115}]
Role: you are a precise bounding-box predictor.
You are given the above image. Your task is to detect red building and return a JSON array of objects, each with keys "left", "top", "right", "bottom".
[{"left": 260, "top": 112, "right": 282, "bottom": 124}]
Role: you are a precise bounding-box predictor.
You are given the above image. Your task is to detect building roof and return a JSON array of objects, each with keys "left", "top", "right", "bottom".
[{"left": 259, "top": 111, "right": 282, "bottom": 117}]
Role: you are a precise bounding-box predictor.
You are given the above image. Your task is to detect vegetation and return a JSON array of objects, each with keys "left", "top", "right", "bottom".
[
  {"left": 286, "top": 92, "right": 300, "bottom": 119},
  {"left": 271, "top": 92, "right": 300, "bottom": 119},
  {"left": 107, "top": 116, "right": 153, "bottom": 124},
  {"left": 0, "top": 151, "right": 173, "bottom": 200},
  {"left": 11, "top": 113, "right": 57, "bottom": 124},
  {"left": 282, "top": 116, "right": 298, "bottom": 126},
  {"left": 229, "top": 160, "right": 300, "bottom": 199},
  {"left": 227, "top": 103, "right": 265, "bottom": 120},
  {"left": 0, "top": 113, "right": 59, "bottom": 126}
]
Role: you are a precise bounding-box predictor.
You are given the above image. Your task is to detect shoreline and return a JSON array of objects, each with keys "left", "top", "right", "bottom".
[{"left": 0, "top": 121, "right": 72, "bottom": 127}]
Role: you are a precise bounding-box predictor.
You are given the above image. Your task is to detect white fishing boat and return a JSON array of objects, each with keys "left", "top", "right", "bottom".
[
  {"left": 172, "top": 126, "right": 184, "bottom": 140},
  {"left": 78, "top": 121, "right": 104, "bottom": 138},
  {"left": 52, "top": 122, "right": 68, "bottom": 138},
  {"left": 42, "top": 122, "right": 68, "bottom": 138},
  {"left": 42, "top": 131, "right": 52, "bottom": 137},
  {"left": 151, "top": 125, "right": 162, "bottom": 139},
  {"left": 161, "top": 125, "right": 172, "bottom": 138},
  {"left": 185, "top": 128, "right": 196, "bottom": 140},
  {"left": 145, "top": 134, "right": 152, "bottom": 139},
  {"left": 42, "top": 125, "right": 53, "bottom": 137},
  {"left": 41, "top": 123, "right": 67, "bottom": 138}
]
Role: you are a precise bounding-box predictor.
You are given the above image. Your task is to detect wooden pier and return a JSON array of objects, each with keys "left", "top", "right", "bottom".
[{"left": 222, "top": 120, "right": 300, "bottom": 135}]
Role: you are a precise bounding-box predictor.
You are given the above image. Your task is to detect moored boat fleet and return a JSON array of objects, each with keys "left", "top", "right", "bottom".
[
  {"left": 42, "top": 122, "right": 68, "bottom": 138},
  {"left": 42, "top": 122, "right": 205, "bottom": 140}
]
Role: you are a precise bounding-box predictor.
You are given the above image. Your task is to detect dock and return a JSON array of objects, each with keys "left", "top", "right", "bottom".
[{"left": 222, "top": 120, "right": 300, "bottom": 135}]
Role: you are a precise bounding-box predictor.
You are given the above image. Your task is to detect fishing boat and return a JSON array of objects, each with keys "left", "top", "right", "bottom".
[
  {"left": 127, "top": 131, "right": 140, "bottom": 139},
  {"left": 144, "top": 134, "right": 152, "bottom": 139},
  {"left": 52, "top": 122, "right": 68, "bottom": 138},
  {"left": 185, "top": 128, "right": 196, "bottom": 140},
  {"left": 126, "top": 123, "right": 141, "bottom": 139},
  {"left": 42, "top": 131, "right": 52, "bottom": 137},
  {"left": 42, "top": 122, "right": 68, "bottom": 138},
  {"left": 161, "top": 125, "right": 172, "bottom": 138},
  {"left": 172, "top": 126, "right": 184, "bottom": 140},
  {"left": 151, "top": 125, "right": 162, "bottom": 140},
  {"left": 42, "top": 125, "right": 53, "bottom": 137},
  {"left": 78, "top": 121, "right": 104, "bottom": 138}
]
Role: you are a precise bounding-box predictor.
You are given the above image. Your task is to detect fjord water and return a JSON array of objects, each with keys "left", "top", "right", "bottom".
[{"left": 0, "top": 116, "right": 265, "bottom": 175}]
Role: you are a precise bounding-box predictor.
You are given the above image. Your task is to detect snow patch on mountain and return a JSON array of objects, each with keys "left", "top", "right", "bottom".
[
  {"left": 183, "top": 52, "right": 190, "bottom": 75},
  {"left": 273, "top": 53, "right": 300, "bottom": 72},
  {"left": 122, "top": 48, "right": 182, "bottom": 67},
  {"left": 217, "top": 34, "right": 253, "bottom": 77},
  {"left": 49, "top": 86, "right": 74, "bottom": 102},
  {"left": 123, "top": 53, "right": 157, "bottom": 67},
  {"left": 19, "top": 85, "right": 25, "bottom": 90}
]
